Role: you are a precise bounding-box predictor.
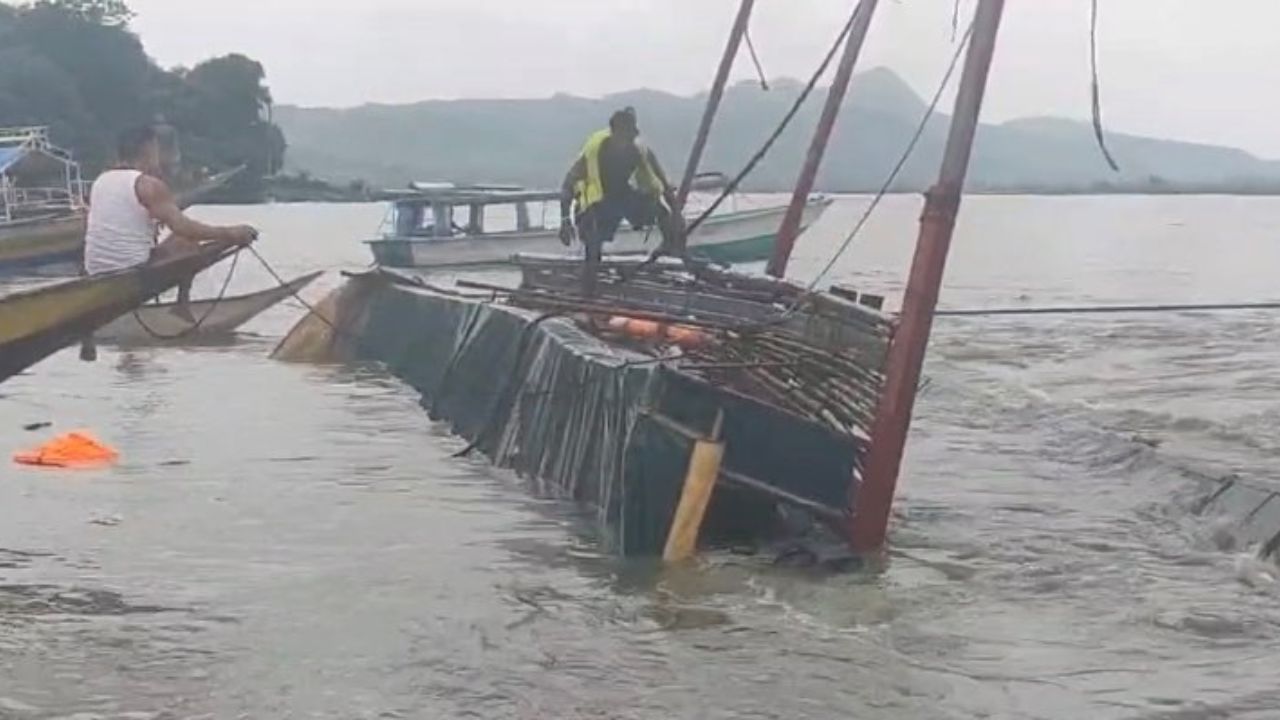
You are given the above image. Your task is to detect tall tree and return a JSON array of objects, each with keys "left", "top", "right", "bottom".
[
  {"left": 33, "top": 0, "right": 133, "bottom": 26},
  {"left": 0, "top": 0, "right": 287, "bottom": 200}
]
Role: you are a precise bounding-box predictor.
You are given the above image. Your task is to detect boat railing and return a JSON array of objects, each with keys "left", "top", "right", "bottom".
[
  {"left": 2, "top": 186, "right": 84, "bottom": 216},
  {"left": 0, "top": 126, "right": 51, "bottom": 146}
]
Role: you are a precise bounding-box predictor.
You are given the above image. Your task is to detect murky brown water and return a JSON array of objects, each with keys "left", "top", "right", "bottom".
[{"left": 2, "top": 196, "right": 1279, "bottom": 719}]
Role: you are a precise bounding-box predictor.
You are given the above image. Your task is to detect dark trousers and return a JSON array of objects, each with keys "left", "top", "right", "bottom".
[{"left": 576, "top": 189, "right": 677, "bottom": 294}]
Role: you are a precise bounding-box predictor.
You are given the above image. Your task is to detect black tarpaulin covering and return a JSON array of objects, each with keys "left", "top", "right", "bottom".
[{"left": 352, "top": 279, "right": 862, "bottom": 556}]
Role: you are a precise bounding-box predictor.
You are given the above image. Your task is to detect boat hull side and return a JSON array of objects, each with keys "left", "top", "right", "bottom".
[{"left": 326, "top": 275, "right": 856, "bottom": 555}]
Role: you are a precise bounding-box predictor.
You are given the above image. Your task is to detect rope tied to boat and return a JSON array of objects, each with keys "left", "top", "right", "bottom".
[{"left": 131, "top": 247, "right": 243, "bottom": 341}]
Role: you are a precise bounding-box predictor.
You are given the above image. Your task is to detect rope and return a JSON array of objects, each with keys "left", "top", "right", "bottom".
[
  {"left": 743, "top": 29, "right": 770, "bottom": 91},
  {"left": 1089, "top": 0, "right": 1120, "bottom": 171},
  {"left": 683, "top": 4, "right": 862, "bottom": 237},
  {"left": 131, "top": 249, "right": 242, "bottom": 340},
  {"left": 247, "top": 244, "right": 341, "bottom": 333},
  {"left": 936, "top": 300, "right": 1280, "bottom": 318},
  {"left": 801, "top": 17, "right": 975, "bottom": 297}
]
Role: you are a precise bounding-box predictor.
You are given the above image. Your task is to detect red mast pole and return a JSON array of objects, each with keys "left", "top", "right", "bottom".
[
  {"left": 765, "top": 0, "right": 879, "bottom": 278},
  {"left": 675, "top": 0, "right": 757, "bottom": 211},
  {"left": 850, "top": 0, "right": 1006, "bottom": 552}
]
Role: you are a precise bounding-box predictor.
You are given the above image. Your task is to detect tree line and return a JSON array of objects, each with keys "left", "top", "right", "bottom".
[{"left": 0, "top": 0, "right": 285, "bottom": 202}]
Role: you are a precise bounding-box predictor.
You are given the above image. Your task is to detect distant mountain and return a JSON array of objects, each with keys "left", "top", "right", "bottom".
[{"left": 274, "top": 67, "right": 1280, "bottom": 194}]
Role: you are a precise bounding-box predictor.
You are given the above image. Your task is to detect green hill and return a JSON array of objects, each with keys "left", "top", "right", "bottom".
[{"left": 275, "top": 67, "right": 1280, "bottom": 194}]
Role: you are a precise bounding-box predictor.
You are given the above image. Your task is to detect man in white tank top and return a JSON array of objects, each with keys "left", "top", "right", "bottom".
[
  {"left": 83, "top": 125, "right": 257, "bottom": 311},
  {"left": 79, "top": 125, "right": 257, "bottom": 360}
]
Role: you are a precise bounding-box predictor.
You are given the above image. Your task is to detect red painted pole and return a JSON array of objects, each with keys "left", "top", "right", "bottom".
[
  {"left": 850, "top": 0, "right": 1006, "bottom": 552},
  {"left": 675, "top": 0, "right": 757, "bottom": 211},
  {"left": 765, "top": 0, "right": 879, "bottom": 279}
]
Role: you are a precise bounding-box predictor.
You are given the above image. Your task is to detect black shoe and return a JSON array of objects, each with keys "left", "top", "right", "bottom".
[{"left": 79, "top": 338, "right": 97, "bottom": 362}]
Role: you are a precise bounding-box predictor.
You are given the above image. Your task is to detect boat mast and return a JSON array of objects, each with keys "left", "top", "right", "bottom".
[
  {"left": 766, "top": 0, "right": 880, "bottom": 278},
  {"left": 850, "top": 0, "right": 1006, "bottom": 552},
  {"left": 674, "top": 0, "right": 756, "bottom": 211}
]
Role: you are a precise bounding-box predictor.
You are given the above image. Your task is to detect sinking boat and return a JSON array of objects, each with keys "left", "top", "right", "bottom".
[
  {"left": 0, "top": 240, "right": 240, "bottom": 382},
  {"left": 366, "top": 184, "right": 831, "bottom": 269},
  {"left": 276, "top": 256, "right": 890, "bottom": 555},
  {"left": 0, "top": 126, "right": 243, "bottom": 273},
  {"left": 280, "top": 0, "right": 1008, "bottom": 558},
  {"left": 94, "top": 270, "right": 322, "bottom": 343}
]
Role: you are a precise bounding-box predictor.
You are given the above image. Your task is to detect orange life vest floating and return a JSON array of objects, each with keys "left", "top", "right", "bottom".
[{"left": 14, "top": 431, "right": 119, "bottom": 469}]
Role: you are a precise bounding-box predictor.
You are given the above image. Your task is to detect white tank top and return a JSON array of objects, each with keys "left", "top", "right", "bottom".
[{"left": 84, "top": 170, "right": 157, "bottom": 275}]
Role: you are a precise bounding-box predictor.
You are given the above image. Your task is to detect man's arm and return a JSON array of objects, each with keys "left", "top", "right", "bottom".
[
  {"left": 559, "top": 157, "right": 586, "bottom": 221},
  {"left": 645, "top": 149, "right": 679, "bottom": 209},
  {"left": 135, "top": 175, "right": 254, "bottom": 244}
]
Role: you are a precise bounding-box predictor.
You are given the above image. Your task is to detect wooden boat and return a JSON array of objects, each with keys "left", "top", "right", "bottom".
[
  {"left": 0, "top": 127, "right": 87, "bottom": 270},
  {"left": 365, "top": 184, "right": 831, "bottom": 269},
  {"left": 0, "top": 240, "right": 239, "bottom": 382},
  {"left": 94, "top": 270, "right": 322, "bottom": 343},
  {"left": 0, "top": 128, "right": 243, "bottom": 273}
]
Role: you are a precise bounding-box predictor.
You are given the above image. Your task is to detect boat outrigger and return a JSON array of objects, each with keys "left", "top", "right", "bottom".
[{"left": 367, "top": 182, "right": 831, "bottom": 270}]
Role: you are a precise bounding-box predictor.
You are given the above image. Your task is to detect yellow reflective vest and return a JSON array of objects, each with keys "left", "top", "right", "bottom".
[{"left": 574, "top": 129, "right": 665, "bottom": 212}]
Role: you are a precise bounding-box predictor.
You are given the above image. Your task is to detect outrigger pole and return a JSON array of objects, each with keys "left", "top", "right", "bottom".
[
  {"left": 675, "top": 0, "right": 756, "bottom": 211},
  {"left": 851, "top": 0, "right": 1007, "bottom": 552},
  {"left": 766, "top": 0, "right": 880, "bottom": 278}
]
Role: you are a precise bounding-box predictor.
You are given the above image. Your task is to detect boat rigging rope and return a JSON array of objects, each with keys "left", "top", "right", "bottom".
[
  {"left": 683, "top": 3, "right": 862, "bottom": 237},
  {"left": 246, "top": 244, "right": 343, "bottom": 334},
  {"left": 1089, "top": 0, "right": 1121, "bottom": 172},
  {"left": 936, "top": 300, "right": 1280, "bottom": 318},
  {"left": 131, "top": 248, "right": 242, "bottom": 341},
  {"left": 800, "top": 17, "right": 975, "bottom": 298},
  {"left": 743, "top": 28, "right": 770, "bottom": 91}
]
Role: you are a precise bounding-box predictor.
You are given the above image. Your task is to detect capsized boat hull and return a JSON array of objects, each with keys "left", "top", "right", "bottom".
[
  {"left": 366, "top": 198, "right": 831, "bottom": 269},
  {"left": 275, "top": 259, "right": 892, "bottom": 556},
  {"left": 0, "top": 241, "right": 239, "bottom": 382},
  {"left": 95, "top": 270, "right": 323, "bottom": 343}
]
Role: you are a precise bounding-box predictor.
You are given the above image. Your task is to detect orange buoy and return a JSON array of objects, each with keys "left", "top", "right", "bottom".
[
  {"left": 665, "top": 324, "right": 709, "bottom": 348},
  {"left": 14, "top": 431, "right": 119, "bottom": 469}
]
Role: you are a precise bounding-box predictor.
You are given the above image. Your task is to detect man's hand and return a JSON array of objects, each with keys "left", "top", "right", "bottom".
[
  {"left": 223, "top": 225, "right": 258, "bottom": 246},
  {"left": 558, "top": 220, "right": 575, "bottom": 247}
]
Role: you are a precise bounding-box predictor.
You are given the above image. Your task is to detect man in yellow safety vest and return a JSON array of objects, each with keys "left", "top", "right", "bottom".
[{"left": 559, "top": 107, "right": 683, "bottom": 293}]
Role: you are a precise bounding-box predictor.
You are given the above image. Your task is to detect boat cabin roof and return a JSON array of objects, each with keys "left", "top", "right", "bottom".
[
  {"left": 384, "top": 184, "right": 560, "bottom": 209},
  {"left": 0, "top": 127, "right": 81, "bottom": 182}
]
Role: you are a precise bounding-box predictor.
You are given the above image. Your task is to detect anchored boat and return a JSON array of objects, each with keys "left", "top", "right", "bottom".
[
  {"left": 0, "top": 127, "right": 86, "bottom": 270},
  {"left": 366, "top": 184, "right": 831, "bottom": 269}
]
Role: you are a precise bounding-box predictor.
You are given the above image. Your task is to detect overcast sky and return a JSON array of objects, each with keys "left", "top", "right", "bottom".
[{"left": 128, "top": 1, "right": 1280, "bottom": 158}]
